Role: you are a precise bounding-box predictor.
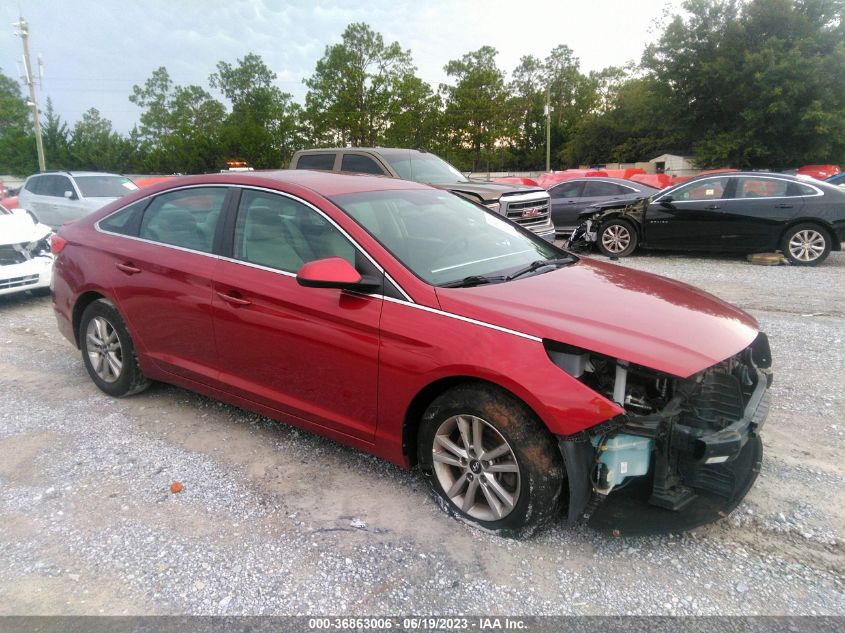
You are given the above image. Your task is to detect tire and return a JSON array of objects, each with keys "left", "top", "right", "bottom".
[
  {"left": 417, "top": 384, "right": 563, "bottom": 538},
  {"left": 79, "top": 298, "right": 150, "bottom": 397},
  {"left": 781, "top": 223, "right": 832, "bottom": 266},
  {"left": 597, "top": 218, "right": 639, "bottom": 257}
]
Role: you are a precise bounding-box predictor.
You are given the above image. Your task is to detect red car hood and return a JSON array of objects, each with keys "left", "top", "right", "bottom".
[{"left": 435, "top": 258, "right": 758, "bottom": 378}]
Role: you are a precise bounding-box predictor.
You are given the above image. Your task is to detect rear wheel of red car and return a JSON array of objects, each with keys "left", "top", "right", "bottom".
[
  {"left": 79, "top": 299, "right": 150, "bottom": 397},
  {"left": 597, "top": 218, "right": 638, "bottom": 257},
  {"left": 781, "top": 223, "right": 831, "bottom": 266},
  {"left": 418, "top": 384, "right": 563, "bottom": 537}
]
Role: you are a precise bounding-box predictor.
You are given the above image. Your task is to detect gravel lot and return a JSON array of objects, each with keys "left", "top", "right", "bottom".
[{"left": 0, "top": 250, "right": 843, "bottom": 616}]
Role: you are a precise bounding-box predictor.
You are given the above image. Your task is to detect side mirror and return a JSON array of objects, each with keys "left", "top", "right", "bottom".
[
  {"left": 296, "top": 257, "right": 379, "bottom": 291},
  {"left": 659, "top": 195, "right": 674, "bottom": 207},
  {"left": 64, "top": 190, "right": 76, "bottom": 200}
]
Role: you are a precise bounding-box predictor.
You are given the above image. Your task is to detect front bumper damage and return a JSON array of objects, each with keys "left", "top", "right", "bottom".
[{"left": 558, "top": 332, "right": 772, "bottom": 534}]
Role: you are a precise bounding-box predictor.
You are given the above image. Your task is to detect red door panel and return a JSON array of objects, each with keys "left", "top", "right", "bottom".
[
  {"left": 212, "top": 260, "right": 382, "bottom": 441},
  {"left": 109, "top": 239, "right": 220, "bottom": 385}
]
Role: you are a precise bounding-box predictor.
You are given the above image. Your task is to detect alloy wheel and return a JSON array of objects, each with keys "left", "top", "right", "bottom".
[
  {"left": 788, "top": 229, "right": 826, "bottom": 263},
  {"left": 85, "top": 316, "right": 123, "bottom": 383},
  {"left": 601, "top": 225, "right": 631, "bottom": 254},
  {"left": 431, "top": 414, "right": 521, "bottom": 521}
]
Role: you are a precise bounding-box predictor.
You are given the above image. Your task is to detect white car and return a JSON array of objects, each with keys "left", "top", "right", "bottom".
[
  {"left": 18, "top": 171, "right": 138, "bottom": 229},
  {"left": 0, "top": 208, "right": 53, "bottom": 297}
]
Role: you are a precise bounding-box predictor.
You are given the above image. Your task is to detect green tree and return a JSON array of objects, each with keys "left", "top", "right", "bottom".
[
  {"left": 383, "top": 74, "right": 443, "bottom": 149},
  {"left": 644, "top": 0, "right": 845, "bottom": 168},
  {"left": 441, "top": 46, "right": 509, "bottom": 171},
  {"left": 131, "top": 66, "right": 226, "bottom": 172},
  {"left": 41, "top": 97, "right": 71, "bottom": 169},
  {"left": 0, "top": 67, "right": 37, "bottom": 175},
  {"left": 507, "top": 55, "right": 547, "bottom": 169},
  {"left": 304, "top": 23, "right": 415, "bottom": 147},
  {"left": 69, "top": 107, "right": 129, "bottom": 171},
  {"left": 211, "top": 53, "right": 303, "bottom": 167}
]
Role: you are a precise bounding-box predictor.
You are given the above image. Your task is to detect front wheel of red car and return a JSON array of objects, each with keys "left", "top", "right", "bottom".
[
  {"left": 79, "top": 298, "right": 151, "bottom": 398},
  {"left": 418, "top": 384, "right": 563, "bottom": 537},
  {"left": 597, "top": 218, "right": 639, "bottom": 257}
]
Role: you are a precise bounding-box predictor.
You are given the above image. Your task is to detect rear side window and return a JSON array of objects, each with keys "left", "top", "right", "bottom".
[
  {"left": 99, "top": 199, "right": 148, "bottom": 236},
  {"left": 295, "top": 153, "right": 336, "bottom": 171},
  {"left": 735, "top": 177, "right": 789, "bottom": 198},
  {"left": 139, "top": 187, "right": 227, "bottom": 253},
  {"left": 584, "top": 181, "right": 632, "bottom": 197},
  {"left": 48, "top": 175, "right": 74, "bottom": 198},
  {"left": 341, "top": 154, "right": 385, "bottom": 175}
]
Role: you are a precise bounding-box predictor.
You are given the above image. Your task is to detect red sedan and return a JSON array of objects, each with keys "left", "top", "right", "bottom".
[{"left": 51, "top": 171, "right": 772, "bottom": 536}]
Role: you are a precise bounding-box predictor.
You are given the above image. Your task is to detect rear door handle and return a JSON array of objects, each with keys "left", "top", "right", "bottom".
[
  {"left": 115, "top": 262, "right": 141, "bottom": 275},
  {"left": 704, "top": 205, "right": 721, "bottom": 210},
  {"left": 216, "top": 291, "right": 252, "bottom": 307},
  {"left": 775, "top": 204, "right": 793, "bottom": 208}
]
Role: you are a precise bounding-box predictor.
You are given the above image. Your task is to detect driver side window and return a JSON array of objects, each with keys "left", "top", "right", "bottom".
[{"left": 670, "top": 177, "right": 730, "bottom": 201}]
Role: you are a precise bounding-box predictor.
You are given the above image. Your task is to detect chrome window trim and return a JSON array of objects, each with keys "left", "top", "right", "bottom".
[
  {"left": 654, "top": 175, "right": 824, "bottom": 203},
  {"left": 95, "top": 183, "right": 415, "bottom": 304},
  {"left": 382, "top": 296, "right": 542, "bottom": 343}
]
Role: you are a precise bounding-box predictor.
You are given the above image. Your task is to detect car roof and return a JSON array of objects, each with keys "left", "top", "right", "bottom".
[
  {"left": 681, "top": 171, "right": 803, "bottom": 182},
  {"left": 147, "top": 169, "right": 432, "bottom": 197},
  {"left": 28, "top": 171, "right": 127, "bottom": 178},
  {"left": 296, "top": 147, "right": 425, "bottom": 158},
  {"left": 559, "top": 177, "right": 657, "bottom": 189}
]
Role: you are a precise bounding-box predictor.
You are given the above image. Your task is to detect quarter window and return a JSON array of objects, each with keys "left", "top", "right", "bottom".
[
  {"left": 99, "top": 199, "right": 148, "bottom": 236},
  {"left": 139, "top": 187, "right": 227, "bottom": 253},
  {"left": 295, "top": 153, "right": 336, "bottom": 171},
  {"left": 341, "top": 154, "right": 385, "bottom": 175},
  {"left": 233, "top": 190, "right": 356, "bottom": 273}
]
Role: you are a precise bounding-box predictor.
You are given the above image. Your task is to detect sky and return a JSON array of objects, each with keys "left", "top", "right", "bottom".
[{"left": 0, "top": 0, "right": 683, "bottom": 133}]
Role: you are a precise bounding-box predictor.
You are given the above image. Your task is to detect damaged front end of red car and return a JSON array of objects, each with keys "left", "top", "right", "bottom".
[{"left": 553, "top": 332, "right": 772, "bottom": 535}]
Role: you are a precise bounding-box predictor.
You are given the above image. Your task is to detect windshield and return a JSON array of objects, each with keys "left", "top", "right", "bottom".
[
  {"left": 382, "top": 151, "right": 469, "bottom": 185},
  {"left": 331, "top": 189, "right": 566, "bottom": 286},
  {"left": 75, "top": 176, "right": 138, "bottom": 198}
]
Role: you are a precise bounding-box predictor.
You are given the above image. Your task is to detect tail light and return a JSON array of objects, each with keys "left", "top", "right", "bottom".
[{"left": 51, "top": 235, "right": 68, "bottom": 254}]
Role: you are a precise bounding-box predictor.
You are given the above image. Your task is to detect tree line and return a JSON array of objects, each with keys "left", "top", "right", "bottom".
[{"left": 1, "top": 0, "right": 843, "bottom": 178}]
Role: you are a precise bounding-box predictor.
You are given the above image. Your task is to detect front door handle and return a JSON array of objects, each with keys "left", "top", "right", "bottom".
[
  {"left": 216, "top": 291, "right": 252, "bottom": 307},
  {"left": 775, "top": 204, "right": 793, "bottom": 209},
  {"left": 115, "top": 262, "right": 142, "bottom": 275},
  {"left": 704, "top": 205, "right": 721, "bottom": 210}
]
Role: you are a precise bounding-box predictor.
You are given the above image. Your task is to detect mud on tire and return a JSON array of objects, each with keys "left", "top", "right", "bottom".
[
  {"left": 417, "top": 383, "right": 564, "bottom": 538},
  {"left": 79, "top": 298, "right": 151, "bottom": 398}
]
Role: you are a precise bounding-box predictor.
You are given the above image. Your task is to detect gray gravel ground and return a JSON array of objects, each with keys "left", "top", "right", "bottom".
[{"left": 0, "top": 250, "right": 843, "bottom": 615}]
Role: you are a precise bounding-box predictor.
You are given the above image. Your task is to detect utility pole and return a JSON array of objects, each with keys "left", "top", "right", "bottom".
[
  {"left": 545, "top": 86, "right": 551, "bottom": 172},
  {"left": 14, "top": 16, "right": 46, "bottom": 172}
]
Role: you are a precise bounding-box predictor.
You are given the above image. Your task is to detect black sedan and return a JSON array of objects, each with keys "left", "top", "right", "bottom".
[
  {"left": 568, "top": 172, "right": 845, "bottom": 266},
  {"left": 547, "top": 177, "right": 659, "bottom": 236}
]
